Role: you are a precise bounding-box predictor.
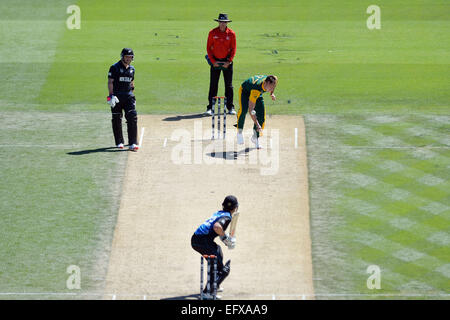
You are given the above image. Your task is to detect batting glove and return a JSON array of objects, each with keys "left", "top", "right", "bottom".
[
  {"left": 107, "top": 94, "right": 119, "bottom": 108},
  {"left": 220, "top": 234, "right": 236, "bottom": 249},
  {"left": 229, "top": 236, "right": 236, "bottom": 250}
]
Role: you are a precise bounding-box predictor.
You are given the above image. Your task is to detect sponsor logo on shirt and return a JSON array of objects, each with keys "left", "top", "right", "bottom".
[{"left": 119, "top": 77, "right": 132, "bottom": 82}]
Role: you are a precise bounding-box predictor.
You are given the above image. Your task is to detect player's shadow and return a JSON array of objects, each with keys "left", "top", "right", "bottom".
[
  {"left": 162, "top": 114, "right": 208, "bottom": 121},
  {"left": 206, "top": 147, "right": 253, "bottom": 160},
  {"left": 160, "top": 293, "right": 201, "bottom": 300},
  {"left": 67, "top": 147, "right": 128, "bottom": 155}
]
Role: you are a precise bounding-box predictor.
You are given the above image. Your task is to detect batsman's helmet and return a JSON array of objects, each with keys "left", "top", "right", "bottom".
[
  {"left": 121, "top": 48, "right": 134, "bottom": 60},
  {"left": 222, "top": 195, "right": 238, "bottom": 212}
]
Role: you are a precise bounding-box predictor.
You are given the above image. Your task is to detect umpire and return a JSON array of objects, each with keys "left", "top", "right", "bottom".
[
  {"left": 204, "top": 13, "right": 237, "bottom": 116},
  {"left": 191, "top": 195, "right": 238, "bottom": 299},
  {"left": 107, "top": 48, "right": 139, "bottom": 152}
]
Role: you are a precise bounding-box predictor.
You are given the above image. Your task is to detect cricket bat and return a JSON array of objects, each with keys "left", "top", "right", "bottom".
[{"left": 229, "top": 212, "right": 240, "bottom": 237}]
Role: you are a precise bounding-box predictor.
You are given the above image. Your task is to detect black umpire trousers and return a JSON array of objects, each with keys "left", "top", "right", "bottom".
[{"left": 207, "top": 62, "right": 234, "bottom": 110}]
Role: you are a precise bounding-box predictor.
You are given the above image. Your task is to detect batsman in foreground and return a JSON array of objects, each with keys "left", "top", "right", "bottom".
[
  {"left": 107, "top": 48, "right": 139, "bottom": 151},
  {"left": 191, "top": 195, "right": 239, "bottom": 300},
  {"left": 236, "top": 75, "right": 278, "bottom": 149}
]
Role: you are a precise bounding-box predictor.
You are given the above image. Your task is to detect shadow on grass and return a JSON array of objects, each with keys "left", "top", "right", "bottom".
[
  {"left": 67, "top": 147, "right": 128, "bottom": 155},
  {"left": 162, "top": 114, "right": 207, "bottom": 121}
]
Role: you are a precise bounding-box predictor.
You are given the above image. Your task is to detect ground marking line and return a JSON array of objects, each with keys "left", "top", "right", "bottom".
[
  {"left": 139, "top": 127, "right": 145, "bottom": 147},
  {"left": 294, "top": 128, "right": 298, "bottom": 149},
  {"left": 313, "top": 146, "right": 449, "bottom": 150},
  {"left": 0, "top": 292, "right": 448, "bottom": 298},
  {"left": 0, "top": 145, "right": 84, "bottom": 148},
  {"left": 337, "top": 146, "right": 449, "bottom": 149},
  {"left": 0, "top": 138, "right": 447, "bottom": 150}
]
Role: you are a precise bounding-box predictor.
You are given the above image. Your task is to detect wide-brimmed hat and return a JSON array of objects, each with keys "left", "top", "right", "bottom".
[{"left": 214, "top": 13, "right": 232, "bottom": 22}]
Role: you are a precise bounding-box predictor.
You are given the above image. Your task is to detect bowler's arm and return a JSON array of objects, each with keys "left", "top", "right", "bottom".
[
  {"left": 270, "top": 90, "right": 276, "bottom": 101},
  {"left": 248, "top": 100, "right": 262, "bottom": 131}
]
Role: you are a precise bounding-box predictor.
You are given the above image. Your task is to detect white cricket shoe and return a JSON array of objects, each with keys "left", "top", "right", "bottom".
[
  {"left": 251, "top": 134, "right": 262, "bottom": 149},
  {"left": 117, "top": 143, "right": 124, "bottom": 149},
  {"left": 129, "top": 144, "right": 139, "bottom": 152},
  {"left": 204, "top": 109, "right": 213, "bottom": 116},
  {"left": 237, "top": 132, "right": 244, "bottom": 145},
  {"left": 228, "top": 107, "right": 237, "bottom": 115}
]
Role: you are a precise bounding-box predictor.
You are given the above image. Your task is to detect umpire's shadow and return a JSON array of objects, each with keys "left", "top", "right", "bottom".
[
  {"left": 67, "top": 147, "right": 128, "bottom": 155},
  {"left": 162, "top": 114, "right": 208, "bottom": 121}
]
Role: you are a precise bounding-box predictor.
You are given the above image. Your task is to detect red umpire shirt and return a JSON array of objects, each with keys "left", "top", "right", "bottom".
[{"left": 207, "top": 26, "right": 236, "bottom": 64}]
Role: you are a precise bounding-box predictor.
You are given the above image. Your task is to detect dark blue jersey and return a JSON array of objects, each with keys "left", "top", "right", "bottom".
[
  {"left": 194, "top": 211, "right": 232, "bottom": 239},
  {"left": 108, "top": 60, "right": 135, "bottom": 95}
]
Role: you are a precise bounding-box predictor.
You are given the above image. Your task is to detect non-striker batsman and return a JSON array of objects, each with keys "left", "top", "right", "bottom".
[{"left": 107, "top": 48, "right": 139, "bottom": 151}]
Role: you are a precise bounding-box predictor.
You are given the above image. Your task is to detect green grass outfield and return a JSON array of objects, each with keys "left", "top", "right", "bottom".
[
  {"left": 0, "top": 0, "right": 448, "bottom": 299},
  {"left": 307, "top": 113, "right": 449, "bottom": 299}
]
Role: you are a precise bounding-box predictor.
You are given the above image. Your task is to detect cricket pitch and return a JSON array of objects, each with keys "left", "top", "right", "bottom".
[{"left": 104, "top": 114, "right": 314, "bottom": 300}]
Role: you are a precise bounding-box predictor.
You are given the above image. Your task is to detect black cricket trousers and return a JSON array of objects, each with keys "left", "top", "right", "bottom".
[{"left": 191, "top": 234, "right": 229, "bottom": 293}]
